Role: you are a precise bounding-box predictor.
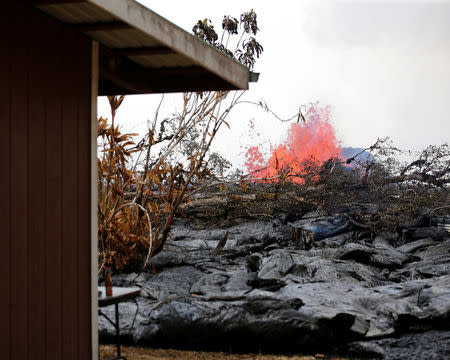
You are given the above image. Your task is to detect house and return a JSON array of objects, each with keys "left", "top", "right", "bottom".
[{"left": 1, "top": 1, "right": 253, "bottom": 359}]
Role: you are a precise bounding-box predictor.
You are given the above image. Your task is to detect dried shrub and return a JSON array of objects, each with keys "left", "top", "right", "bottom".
[{"left": 98, "top": 11, "right": 264, "bottom": 272}]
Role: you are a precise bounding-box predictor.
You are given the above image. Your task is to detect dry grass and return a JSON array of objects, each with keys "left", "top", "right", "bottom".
[{"left": 100, "top": 345, "right": 360, "bottom": 360}]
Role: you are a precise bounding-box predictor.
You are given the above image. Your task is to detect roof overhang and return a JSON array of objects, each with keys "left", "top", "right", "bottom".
[{"left": 31, "top": 0, "right": 255, "bottom": 95}]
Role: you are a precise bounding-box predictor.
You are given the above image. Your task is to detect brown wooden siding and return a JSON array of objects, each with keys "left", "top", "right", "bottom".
[
  {"left": 1, "top": 2, "right": 93, "bottom": 359},
  {"left": 0, "top": 5, "right": 12, "bottom": 359}
]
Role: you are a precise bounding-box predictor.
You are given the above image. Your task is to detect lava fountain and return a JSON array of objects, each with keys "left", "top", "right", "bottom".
[{"left": 244, "top": 102, "right": 342, "bottom": 183}]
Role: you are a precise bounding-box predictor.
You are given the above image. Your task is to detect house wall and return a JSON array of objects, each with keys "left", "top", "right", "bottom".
[{"left": 1, "top": 2, "right": 93, "bottom": 359}]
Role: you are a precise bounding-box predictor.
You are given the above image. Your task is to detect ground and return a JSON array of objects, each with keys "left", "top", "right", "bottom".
[{"left": 99, "top": 345, "right": 362, "bottom": 360}]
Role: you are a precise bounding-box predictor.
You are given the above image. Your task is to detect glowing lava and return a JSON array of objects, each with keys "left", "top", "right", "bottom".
[{"left": 244, "top": 102, "right": 342, "bottom": 183}]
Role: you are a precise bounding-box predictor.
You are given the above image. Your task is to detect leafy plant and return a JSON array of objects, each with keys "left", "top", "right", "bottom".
[{"left": 192, "top": 10, "right": 263, "bottom": 69}]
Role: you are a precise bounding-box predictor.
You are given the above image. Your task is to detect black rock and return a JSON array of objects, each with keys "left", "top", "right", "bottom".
[
  {"left": 99, "top": 218, "right": 450, "bottom": 356},
  {"left": 402, "top": 227, "right": 449, "bottom": 243},
  {"left": 289, "top": 216, "right": 350, "bottom": 241},
  {"left": 334, "top": 242, "right": 411, "bottom": 269},
  {"left": 339, "top": 341, "right": 384, "bottom": 358},
  {"left": 374, "top": 330, "right": 450, "bottom": 360}
]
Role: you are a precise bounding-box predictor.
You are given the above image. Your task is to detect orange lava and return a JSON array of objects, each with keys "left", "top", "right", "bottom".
[{"left": 245, "top": 103, "right": 341, "bottom": 183}]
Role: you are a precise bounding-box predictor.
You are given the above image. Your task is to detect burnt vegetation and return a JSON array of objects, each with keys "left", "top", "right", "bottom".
[{"left": 181, "top": 139, "right": 449, "bottom": 232}]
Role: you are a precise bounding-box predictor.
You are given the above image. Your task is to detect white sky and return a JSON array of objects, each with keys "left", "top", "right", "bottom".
[{"left": 98, "top": 0, "right": 450, "bottom": 168}]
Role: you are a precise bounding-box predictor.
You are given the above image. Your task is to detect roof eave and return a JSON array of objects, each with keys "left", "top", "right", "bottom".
[{"left": 88, "top": 0, "right": 250, "bottom": 90}]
